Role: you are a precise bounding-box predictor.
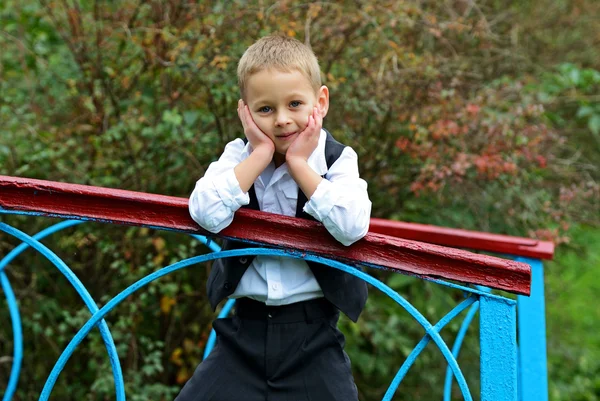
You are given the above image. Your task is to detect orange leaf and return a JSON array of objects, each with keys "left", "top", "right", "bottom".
[
  {"left": 176, "top": 367, "right": 190, "bottom": 384},
  {"left": 170, "top": 347, "right": 183, "bottom": 366},
  {"left": 160, "top": 295, "right": 176, "bottom": 314}
]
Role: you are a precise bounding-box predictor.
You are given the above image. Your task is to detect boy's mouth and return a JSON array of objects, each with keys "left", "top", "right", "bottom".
[{"left": 277, "top": 131, "right": 297, "bottom": 140}]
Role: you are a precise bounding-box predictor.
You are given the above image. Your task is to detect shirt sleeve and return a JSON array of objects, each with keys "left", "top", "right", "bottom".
[
  {"left": 303, "top": 146, "right": 372, "bottom": 246},
  {"left": 188, "top": 138, "right": 250, "bottom": 233}
]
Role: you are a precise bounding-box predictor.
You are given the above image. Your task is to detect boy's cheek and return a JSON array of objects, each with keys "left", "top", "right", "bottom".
[{"left": 253, "top": 118, "right": 270, "bottom": 136}]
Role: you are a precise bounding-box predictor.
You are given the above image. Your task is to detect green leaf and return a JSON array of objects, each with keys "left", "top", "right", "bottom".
[
  {"left": 387, "top": 274, "right": 417, "bottom": 290},
  {"left": 162, "top": 109, "right": 183, "bottom": 126},
  {"left": 569, "top": 67, "right": 581, "bottom": 86},
  {"left": 183, "top": 110, "right": 200, "bottom": 126},
  {"left": 577, "top": 106, "right": 596, "bottom": 118},
  {"left": 588, "top": 115, "right": 600, "bottom": 135}
]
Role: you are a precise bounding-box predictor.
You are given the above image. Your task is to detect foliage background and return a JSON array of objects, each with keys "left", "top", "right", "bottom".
[{"left": 0, "top": 0, "right": 598, "bottom": 400}]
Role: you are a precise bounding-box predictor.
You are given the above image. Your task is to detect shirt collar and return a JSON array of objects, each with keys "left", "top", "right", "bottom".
[{"left": 241, "top": 140, "right": 252, "bottom": 158}]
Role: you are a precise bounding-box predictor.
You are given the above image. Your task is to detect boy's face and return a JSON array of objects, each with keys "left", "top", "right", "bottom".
[{"left": 244, "top": 68, "right": 329, "bottom": 159}]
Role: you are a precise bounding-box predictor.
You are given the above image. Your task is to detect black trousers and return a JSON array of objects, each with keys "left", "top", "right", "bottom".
[{"left": 175, "top": 297, "right": 359, "bottom": 401}]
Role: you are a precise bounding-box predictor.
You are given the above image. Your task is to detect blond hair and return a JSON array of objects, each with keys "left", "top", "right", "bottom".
[{"left": 237, "top": 35, "right": 322, "bottom": 100}]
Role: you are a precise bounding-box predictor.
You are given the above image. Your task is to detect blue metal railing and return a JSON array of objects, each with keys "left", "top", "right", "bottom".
[{"left": 0, "top": 216, "right": 542, "bottom": 401}]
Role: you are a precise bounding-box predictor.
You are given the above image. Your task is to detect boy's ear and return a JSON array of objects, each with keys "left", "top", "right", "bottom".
[{"left": 317, "top": 85, "right": 330, "bottom": 118}]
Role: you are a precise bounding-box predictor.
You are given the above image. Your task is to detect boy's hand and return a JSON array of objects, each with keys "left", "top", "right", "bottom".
[
  {"left": 237, "top": 99, "right": 274, "bottom": 155},
  {"left": 234, "top": 100, "right": 274, "bottom": 193},
  {"left": 286, "top": 107, "right": 324, "bottom": 199},
  {"left": 286, "top": 107, "right": 322, "bottom": 164}
]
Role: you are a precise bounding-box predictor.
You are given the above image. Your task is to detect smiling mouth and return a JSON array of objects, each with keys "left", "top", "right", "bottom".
[{"left": 277, "top": 132, "right": 297, "bottom": 139}]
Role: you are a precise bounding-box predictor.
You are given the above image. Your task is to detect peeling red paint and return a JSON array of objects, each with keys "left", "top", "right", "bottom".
[{"left": 0, "top": 176, "right": 532, "bottom": 295}]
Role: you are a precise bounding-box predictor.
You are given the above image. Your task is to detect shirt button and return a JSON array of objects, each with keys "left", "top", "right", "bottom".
[{"left": 271, "top": 283, "right": 279, "bottom": 291}]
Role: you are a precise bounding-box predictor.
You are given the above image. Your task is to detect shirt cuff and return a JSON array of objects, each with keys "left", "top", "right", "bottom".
[
  {"left": 215, "top": 169, "right": 250, "bottom": 209},
  {"left": 303, "top": 179, "right": 336, "bottom": 221}
]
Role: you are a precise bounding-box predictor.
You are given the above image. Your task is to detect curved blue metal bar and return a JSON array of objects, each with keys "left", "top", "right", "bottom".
[
  {"left": 427, "top": 278, "right": 498, "bottom": 299},
  {"left": 0, "top": 220, "right": 84, "bottom": 401},
  {"left": 383, "top": 296, "right": 477, "bottom": 401},
  {"left": 1, "top": 272, "right": 23, "bottom": 401},
  {"left": 190, "top": 234, "right": 221, "bottom": 253},
  {"left": 40, "top": 248, "right": 477, "bottom": 401},
  {"left": 0, "top": 222, "right": 126, "bottom": 401},
  {"left": 0, "top": 220, "right": 84, "bottom": 274}
]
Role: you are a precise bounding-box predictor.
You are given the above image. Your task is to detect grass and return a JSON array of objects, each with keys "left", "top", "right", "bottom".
[{"left": 545, "top": 225, "right": 600, "bottom": 400}]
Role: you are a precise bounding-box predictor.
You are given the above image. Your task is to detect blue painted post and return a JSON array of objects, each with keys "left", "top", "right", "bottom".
[
  {"left": 516, "top": 257, "right": 548, "bottom": 401},
  {"left": 479, "top": 296, "right": 518, "bottom": 401}
]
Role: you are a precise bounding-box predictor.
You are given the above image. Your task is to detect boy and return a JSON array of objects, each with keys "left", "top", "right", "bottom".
[{"left": 180, "top": 35, "right": 371, "bottom": 401}]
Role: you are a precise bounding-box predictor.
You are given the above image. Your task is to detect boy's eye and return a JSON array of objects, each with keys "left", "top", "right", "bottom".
[
  {"left": 258, "top": 106, "right": 272, "bottom": 113},
  {"left": 290, "top": 101, "right": 301, "bottom": 108}
]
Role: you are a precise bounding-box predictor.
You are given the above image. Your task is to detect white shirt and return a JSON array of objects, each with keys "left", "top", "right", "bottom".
[{"left": 189, "top": 129, "right": 371, "bottom": 305}]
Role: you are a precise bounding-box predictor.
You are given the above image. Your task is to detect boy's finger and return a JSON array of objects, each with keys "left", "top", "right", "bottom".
[
  {"left": 238, "top": 106, "right": 247, "bottom": 131},
  {"left": 308, "top": 109, "right": 314, "bottom": 127},
  {"left": 308, "top": 116, "right": 315, "bottom": 134},
  {"left": 303, "top": 116, "right": 313, "bottom": 134},
  {"left": 309, "top": 114, "right": 319, "bottom": 136},
  {"left": 237, "top": 100, "right": 243, "bottom": 117},
  {"left": 314, "top": 107, "right": 321, "bottom": 125},
  {"left": 241, "top": 106, "right": 249, "bottom": 125},
  {"left": 309, "top": 108, "right": 320, "bottom": 134},
  {"left": 244, "top": 106, "right": 256, "bottom": 128}
]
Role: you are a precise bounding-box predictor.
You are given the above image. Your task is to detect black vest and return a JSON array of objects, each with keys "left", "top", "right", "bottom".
[{"left": 206, "top": 131, "right": 368, "bottom": 322}]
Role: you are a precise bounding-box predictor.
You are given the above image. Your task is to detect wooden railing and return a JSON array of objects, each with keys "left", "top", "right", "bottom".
[{"left": 0, "top": 175, "right": 532, "bottom": 294}]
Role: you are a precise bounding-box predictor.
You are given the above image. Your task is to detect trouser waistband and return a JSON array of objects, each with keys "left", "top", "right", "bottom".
[{"left": 235, "top": 297, "right": 338, "bottom": 323}]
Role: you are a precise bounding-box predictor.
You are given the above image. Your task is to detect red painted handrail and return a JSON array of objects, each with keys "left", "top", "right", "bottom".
[
  {"left": 0, "top": 176, "right": 531, "bottom": 295},
  {"left": 370, "top": 218, "right": 554, "bottom": 260}
]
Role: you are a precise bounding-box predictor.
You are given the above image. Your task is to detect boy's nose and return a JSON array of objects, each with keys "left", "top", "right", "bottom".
[{"left": 274, "top": 111, "right": 291, "bottom": 127}]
